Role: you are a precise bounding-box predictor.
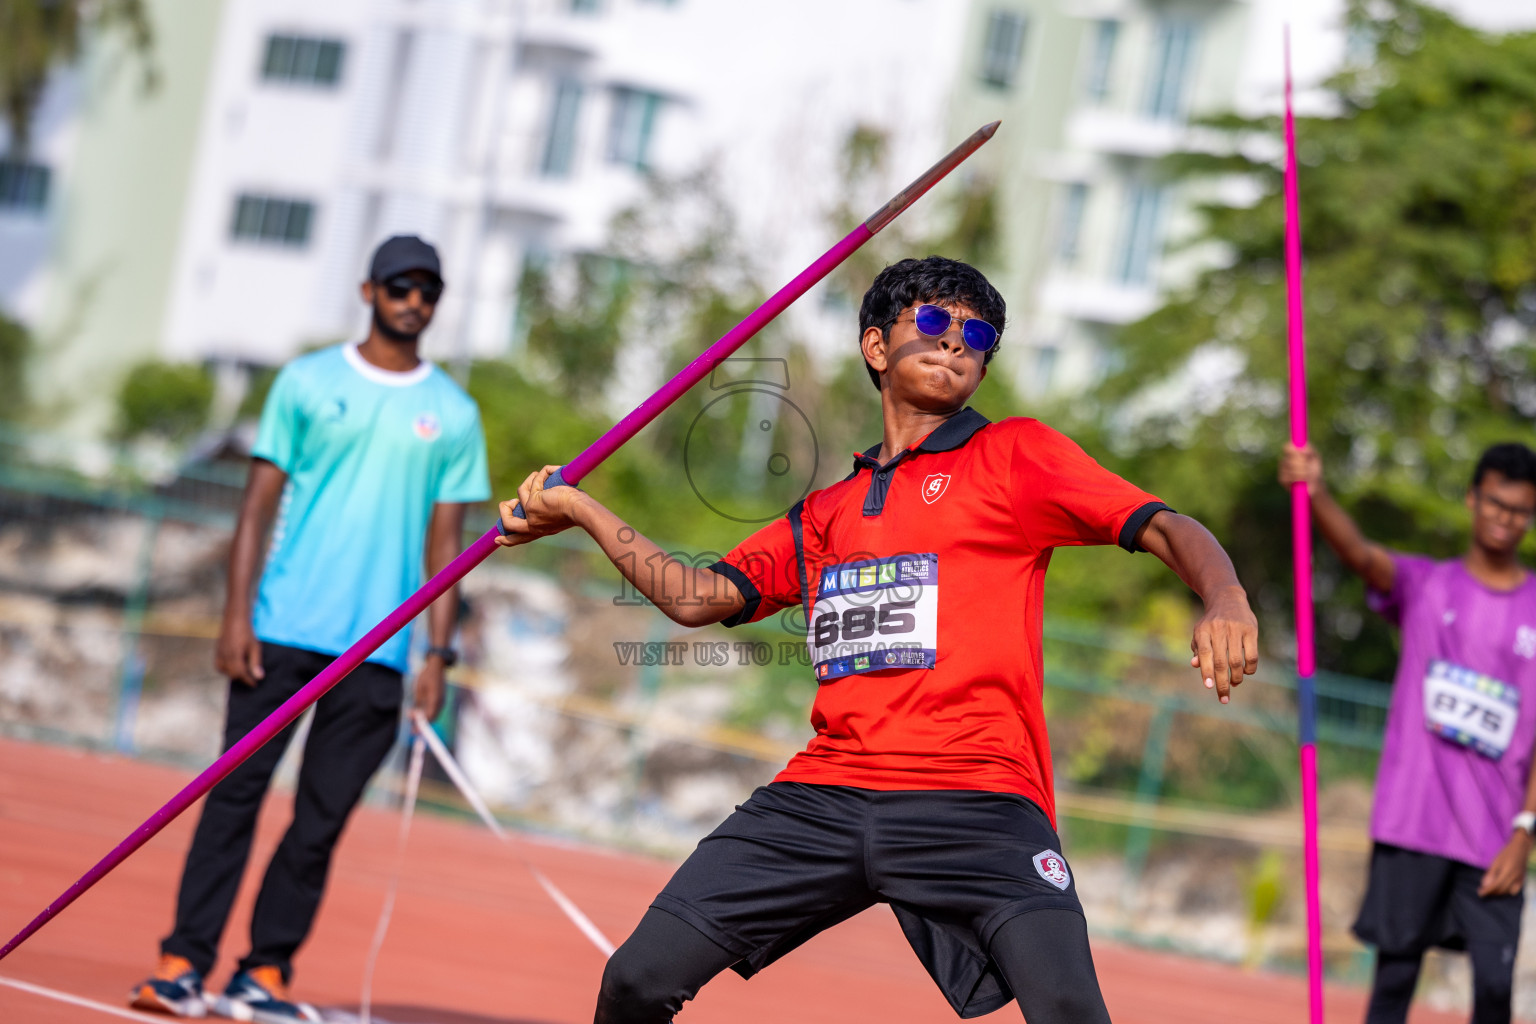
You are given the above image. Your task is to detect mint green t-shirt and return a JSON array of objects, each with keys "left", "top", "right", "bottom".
[{"left": 251, "top": 343, "right": 491, "bottom": 673}]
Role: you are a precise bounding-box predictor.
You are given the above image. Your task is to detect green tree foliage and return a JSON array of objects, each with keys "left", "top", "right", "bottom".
[
  {"left": 0, "top": 310, "right": 30, "bottom": 421},
  {"left": 116, "top": 360, "right": 212, "bottom": 440},
  {"left": 1063, "top": 0, "right": 1536, "bottom": 679},
  {"left": 517, "top": 256, "right": 631, "bottom": 405},
  {"left": 0, "top": 0, "right": 155, "bottom": 151},
  {"left": 480, "top": 167, "right": 778, "bottom": 556},
  {"left": 236, "top": 365, "right": 278, "bottom": 421}
]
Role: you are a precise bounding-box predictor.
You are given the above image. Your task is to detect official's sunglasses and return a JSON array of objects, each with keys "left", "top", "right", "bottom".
[
  {"left": 896, "top": 303, "right": 998, "bottom": 352},
  {"left": 381, "top": 274, "right": 444, "bottom": 305}
]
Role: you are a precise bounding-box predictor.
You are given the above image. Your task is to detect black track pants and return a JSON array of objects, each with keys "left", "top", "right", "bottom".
[
  {"left": 160, "top": 643, "right": 401, "bottom": 982},
  {"left": 1366, "top": 947, "right": 1514, "bottom": 1024},
  {"left": 593, "top": 906, "right": 1111, "bottom": 1023}
]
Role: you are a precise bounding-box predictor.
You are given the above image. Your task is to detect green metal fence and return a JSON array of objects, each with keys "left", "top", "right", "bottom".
[{"left": 0, "top": 430, "right": 1401, "bottom": 974}]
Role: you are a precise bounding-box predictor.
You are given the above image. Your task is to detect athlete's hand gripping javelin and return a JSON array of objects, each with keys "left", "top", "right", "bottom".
[
  {"left": 496, "top": 466, "right": 589, "bottom": 545},
  {"left": 497, "top": 466, "right": 746, "bottom": 626}
]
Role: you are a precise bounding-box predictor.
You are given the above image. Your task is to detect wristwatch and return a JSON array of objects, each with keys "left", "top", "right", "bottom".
[
  {"left": 1512, "top": 811, "right": 1536, "bottom": 837},
  {"left": 425, "top": 645, "right": 459, "bottom": 667}
]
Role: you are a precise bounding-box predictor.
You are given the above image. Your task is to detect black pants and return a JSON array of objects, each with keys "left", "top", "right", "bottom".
[
  {"left": 1355, "top": 843, "right": 1522, "bottom": 1024},
  {"left": 1367, "top": 947, "right": 1515, "bottom": 1024},
  {"left": 594, "top": 905, "right": 1109, "bottom": 1023},
  {"left": 597, "top": 782, "right": 1110, "bottom": 1022},
  {"left": 161, "top": 643, "right": 402, "bottom": 982}
]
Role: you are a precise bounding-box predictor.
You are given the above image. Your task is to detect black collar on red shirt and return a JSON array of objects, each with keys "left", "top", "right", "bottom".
[{"left": 850, "top": 407, "right": 991, "bottom": 516}]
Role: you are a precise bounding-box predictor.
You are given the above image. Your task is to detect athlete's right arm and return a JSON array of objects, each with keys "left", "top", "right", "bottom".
[
  {"left": 216, "top": 458, "right": 288, "bottom": 685},
  {"left": 1278, "top": 442, "right": 1395, "bottom": 593},
  {"left": 496, "top": 465, "right": 745, "bottom": 628}
]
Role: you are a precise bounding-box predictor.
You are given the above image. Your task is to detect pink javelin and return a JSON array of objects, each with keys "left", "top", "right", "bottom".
[
  {"left": 0, "top": 120, "right": 1000, "bottom": 963},
  {"left": 1284, "top": 29, "right": 1325, "bottom": 1024}
]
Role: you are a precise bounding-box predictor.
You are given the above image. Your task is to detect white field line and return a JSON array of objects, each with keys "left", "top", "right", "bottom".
[{"left": 0, "top": 974, "right": 174, "bottom": 1022}]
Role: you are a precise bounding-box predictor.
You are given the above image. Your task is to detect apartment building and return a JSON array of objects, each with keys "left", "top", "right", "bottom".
[
  {"left": 950, "top": 0, "right": 1290, "bottom": 398},
  {"left": 8, "top": 0, "right": 965, "bottom": 439},
  {"left": 950, "top": 0, "right": 1536, "bottom": 400}
]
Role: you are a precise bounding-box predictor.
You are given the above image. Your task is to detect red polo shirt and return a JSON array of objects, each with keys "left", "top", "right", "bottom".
[{"left": 708, "top": 409, "right": 1166, "bottom": 824}]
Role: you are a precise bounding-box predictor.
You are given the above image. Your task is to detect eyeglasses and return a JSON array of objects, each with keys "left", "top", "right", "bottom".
[
  {"left": 380, "top": 275, "right": 444, "bottom": 305},
  {"left": 893, "top": 304, "right": 998, "bottom": 352},
  {"left": 1475, "top": 490, "right": 1536, "bottom": 523}
]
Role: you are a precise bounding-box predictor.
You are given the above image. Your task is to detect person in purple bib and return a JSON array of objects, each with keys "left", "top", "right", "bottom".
[{"left": 1281, "top": 441, "right": 1536, "bottom": 1024}]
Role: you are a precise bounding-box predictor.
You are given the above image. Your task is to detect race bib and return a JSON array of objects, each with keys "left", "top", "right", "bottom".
[
  {"left": 1423, "top": 659, "right": 1520, "bottom": 759},
  {"left": 809, "top": 554, "right": 937, "bottom": 682}
]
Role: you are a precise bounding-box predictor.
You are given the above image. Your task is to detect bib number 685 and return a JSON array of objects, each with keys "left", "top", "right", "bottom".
[{"left": 813, "top": 600, "right": 917, "bottom": 646}]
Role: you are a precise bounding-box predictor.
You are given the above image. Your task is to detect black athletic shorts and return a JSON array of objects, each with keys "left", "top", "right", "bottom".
[
  {"left": 1353, "top": 842, "right": 1523, "bottom": 956},
  {"left": 651, "top": 781, "right": 1084, "bottom": 1018}
]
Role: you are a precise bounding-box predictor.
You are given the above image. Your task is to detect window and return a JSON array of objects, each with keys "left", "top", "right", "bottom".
[
  {"left": 1056, "top": 183, "right": 1088, "bottom": 263},
  {"left": 374, "top": 29, "right": 414, "bottom": 160},
  {"left": 1143, "top": 19, "right": 1199, "bottom": 120},
  {"left": 1033, "top": 347, "right": 1058, "bottom": 391},
  {"left": 1116, "top": 182, "right": 1164, "bottom": 285},
  {"left": 979, "top": 10, "right": 1028, "bottom": 89},
  {"left": 541, "top": 78, "right": 584, "bottom": 178},
  {"left": 0, "top": 159, "right": 50, "bottom": 213},
  {"left": 231, "top": 194, "right": 315, "bottom": 247},
  {"left": 1083, "top": 19, "right": 1118, "bottom": 101},
  {"left": 607, "top": 88, "right": 663, "bottom": 170},
  {"left": 262, "top": 34, "right": 346, "bottom": 87}
]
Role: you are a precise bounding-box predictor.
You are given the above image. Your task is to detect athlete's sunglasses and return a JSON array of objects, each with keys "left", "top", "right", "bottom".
[
  {"left": 894, "top": 304, "right": 998, "bottom": 352},
  {"left": 380, "top": 274, "right": 444, "bottom": 305}
]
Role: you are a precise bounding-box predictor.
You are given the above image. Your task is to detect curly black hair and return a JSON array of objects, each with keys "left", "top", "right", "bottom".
[
  {"left": 1472, "top": 442, "right": 1536, "bottom": 489},
  {"left": 856, "top": 256, "right": 1006, "bottom": 390}
]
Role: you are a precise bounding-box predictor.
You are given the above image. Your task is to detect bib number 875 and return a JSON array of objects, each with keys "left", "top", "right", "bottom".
[
  {"left": 1432, "top": 691, "right": 1506, "bottom": 734},
  {"left": 813, "top": 601, "right": 917, "bottom": 646}
]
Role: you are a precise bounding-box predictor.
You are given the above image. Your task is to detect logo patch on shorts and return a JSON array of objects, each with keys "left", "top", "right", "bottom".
[{"left": 1033, "top": 849, "right": 1071, "bottom": 890}]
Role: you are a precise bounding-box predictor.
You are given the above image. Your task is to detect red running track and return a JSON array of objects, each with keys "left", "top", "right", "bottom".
[{"left": 0, "top": 736, "right": 1456, "bottom": 1023}]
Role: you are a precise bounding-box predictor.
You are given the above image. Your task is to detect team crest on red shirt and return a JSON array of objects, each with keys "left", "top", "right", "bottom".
[
  {"left": 1033, "top": 850, "right": 1071, "bottom": 890},
  {"left": 920, "top": 472, "right": 951, "bottom": 504}
]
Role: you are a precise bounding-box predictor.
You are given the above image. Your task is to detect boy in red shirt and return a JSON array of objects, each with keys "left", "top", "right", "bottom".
[{"left": 499, "top": 257, "right": 1259, "bottom": 1022}]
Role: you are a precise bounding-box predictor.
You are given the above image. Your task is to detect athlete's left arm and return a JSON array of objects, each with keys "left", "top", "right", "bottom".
[
  {"left": 415, "top": 501, "right": 471, "bottom": 721},
  {"left": 1135, "top": 510, "right": 1260, "bottom": 704},
  {"left": 1478, "top": 748, "right": 1536, "bottom": 896}
]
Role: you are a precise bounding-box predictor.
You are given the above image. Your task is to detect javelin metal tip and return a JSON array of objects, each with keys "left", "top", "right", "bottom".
[{"left": 863, "top": 121, "right": 1001, "bottom": 234}]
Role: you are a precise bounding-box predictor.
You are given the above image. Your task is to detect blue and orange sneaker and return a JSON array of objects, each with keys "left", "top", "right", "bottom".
[
  {"left": 211, "top": 967, "right": 321, "bottom": 1023},
  {"left": 128, "top": 953, "right": 207, "bottom": 1017}
]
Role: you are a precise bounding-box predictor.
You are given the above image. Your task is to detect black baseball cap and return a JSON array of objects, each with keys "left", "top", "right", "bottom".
[{"left": 368, "top": 235, "right": 443, "bottom": 284}]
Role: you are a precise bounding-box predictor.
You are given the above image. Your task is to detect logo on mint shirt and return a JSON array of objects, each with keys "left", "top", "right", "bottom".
[{"left": 413, "top": 413, "right": 441, "bottom": 442}]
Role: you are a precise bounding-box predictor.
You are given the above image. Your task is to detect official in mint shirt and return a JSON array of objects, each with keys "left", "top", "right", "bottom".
[
  {"left": 133, "top": 236, "right": 490, "bottom": 1022},
  {"left": 251, "top": 339, "right": 488, "bottom": 671}
]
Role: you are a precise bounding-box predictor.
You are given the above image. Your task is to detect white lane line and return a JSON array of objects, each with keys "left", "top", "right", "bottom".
[
  {"left": 0, "top": 974, "right": 173, "bottom": 1021},
  {"left": 0, "top": 976, "right": 390, "bottom": 1024},
  {"left": 411, "top": 711, "right": 616, "bottom": 957}
]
